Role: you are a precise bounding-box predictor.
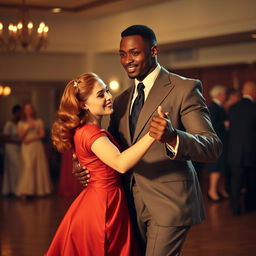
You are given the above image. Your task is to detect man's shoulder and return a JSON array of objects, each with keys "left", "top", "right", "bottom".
[
  {"left": 168, "top": 71, "right": 199, "bottom": 84},
  {"left": 114, "top": 86, "right": 132, "bottom": 101},
  {"left": 160, "top": 67, "right": 200, "bottom": 86},
  {"left": 229, "top": 99, "right": 244, "bottom": 113},
  {"left": 231, "top": 98, "right": 251, "bottom": 108}
]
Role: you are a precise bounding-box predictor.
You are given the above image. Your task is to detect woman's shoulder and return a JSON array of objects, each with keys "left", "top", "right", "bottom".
[
  {"left": 17, "top": 120, "right": 25, "bottom": 126},
  {"left": 78, "top": 123, "right": 105, "bottom": 132},
  {"left": 4, "top": 120, "right": 13, "bottom": 127},
  {"left": 74, "top": 124, "right": 109, "bottom": 151},
  {"left": 75, "top": 124, "right": 108, "bottom": 139},
  {"left": 35, "top": 118, "right": 43, "bottom": 123},
  {"left": 3, "top": 120, "right": 15, "bottom": 134}
]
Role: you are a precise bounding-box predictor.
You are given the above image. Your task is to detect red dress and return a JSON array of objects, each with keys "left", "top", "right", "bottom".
[
  {"left": 58, "top": 150, "right": 83, "bottom": 197},
  {"left": 45, "top": 124, "right": 140, "bottom": 256}
]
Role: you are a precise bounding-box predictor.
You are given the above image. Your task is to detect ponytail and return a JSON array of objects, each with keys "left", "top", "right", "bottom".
[{"left": 51, "top": 72, "right": 98, "bottom": 153}]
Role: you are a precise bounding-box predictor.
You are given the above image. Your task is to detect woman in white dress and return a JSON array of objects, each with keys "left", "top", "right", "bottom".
[
  {"left": 15, "top": 103, "right": 52, "bottom": 199},
  {"left": 2, "top": 105, "right": 22, "bottom": 195}
]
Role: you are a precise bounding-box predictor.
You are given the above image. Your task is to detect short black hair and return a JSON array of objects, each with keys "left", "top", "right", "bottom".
[
  {"left": 121, "top": 25, "right": 157, "bottom": 46},
  {"left": 12, "top": 104, "right": 21, "bottom": 114}
]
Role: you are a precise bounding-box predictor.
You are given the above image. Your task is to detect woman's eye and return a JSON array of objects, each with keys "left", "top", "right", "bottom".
[{"left": 132, "top": 51, "right": 139, "bottom": 56}]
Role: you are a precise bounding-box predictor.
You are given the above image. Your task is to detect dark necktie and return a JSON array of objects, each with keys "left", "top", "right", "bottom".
[{"left": 130, "top": 82, "right": 145, "bottom": 140}]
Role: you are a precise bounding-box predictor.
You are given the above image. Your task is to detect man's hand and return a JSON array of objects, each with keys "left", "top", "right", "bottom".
[
  {"left": 72, "top": 154, "right": 90, "bottom": 187},
  {"left": 149, "top": 106, "right": 177, "bottom": 146}
]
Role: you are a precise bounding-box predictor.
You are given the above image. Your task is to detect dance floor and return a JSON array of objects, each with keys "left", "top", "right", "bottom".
[{"left": 0, "top": 186, "right": 255, "bottom": 256}]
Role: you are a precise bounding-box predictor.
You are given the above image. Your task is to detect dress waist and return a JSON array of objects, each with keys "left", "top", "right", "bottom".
[{"left": 88, "top": 177, "right": 122, "bottom": 190}]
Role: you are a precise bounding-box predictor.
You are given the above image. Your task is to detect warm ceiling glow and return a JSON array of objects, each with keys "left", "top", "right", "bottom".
[
  {"left": 3, "top": 86, "right": 11, "bottom": 96},
  {"left": 0, "top": 85, "right": 11, "bottom": 96},
  {"left": 109, "top": 80, "right": 120, "bottom": 91},
  {"left": 51, "top": 8, "right": 62, "bottom": 13}
]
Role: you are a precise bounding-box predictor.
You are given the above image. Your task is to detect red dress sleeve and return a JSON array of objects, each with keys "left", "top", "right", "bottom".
[{"left": 80, "top": 124, "right": 108, "bottom": 154}]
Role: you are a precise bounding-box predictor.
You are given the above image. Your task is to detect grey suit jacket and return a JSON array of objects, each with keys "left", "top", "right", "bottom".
[{"left": 109, "top": 67, "right": 222, "bottom": 227}]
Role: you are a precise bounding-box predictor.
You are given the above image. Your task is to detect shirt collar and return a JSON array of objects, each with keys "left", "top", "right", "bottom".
[
  {"left": 135, "top": 63, "right": 161, "bottom": 88},
  {"left": 243, "top": 95, "right": 254, "bottom": 102},
  {"left": 213, "top": 98, "right": 222, "bottom": 106}
]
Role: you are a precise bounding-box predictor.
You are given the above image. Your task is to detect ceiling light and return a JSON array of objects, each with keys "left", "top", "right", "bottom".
[
  {"left": 0, "top": 85, "right": 11, "bottom": 96},
  {"left": 109, "top": 80, "right": 120, "bottom": 91},
  {"left": 51, "top": 8, "right": 62, "bottom": 14}
]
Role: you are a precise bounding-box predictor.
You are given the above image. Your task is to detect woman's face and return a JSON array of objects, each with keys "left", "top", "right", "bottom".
[
  {"left": 84, "top": 79, "right": 113, "bottom": 118},
  {"left": 23, "top": 104, "right": 34, "bottom": 118}
]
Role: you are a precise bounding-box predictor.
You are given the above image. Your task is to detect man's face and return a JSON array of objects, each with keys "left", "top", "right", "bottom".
[
  {"left": 219, "top": 91, "right": 227, "bottom": 104},
  {"left": 119, "top": 35, "right": 157, "bottom": 81}
]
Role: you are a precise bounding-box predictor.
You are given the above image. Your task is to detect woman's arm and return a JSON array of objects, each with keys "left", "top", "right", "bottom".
[
  {"left": 91, "top": 106, "right": 163, "bottom": 173},
  {"left": 91, "top": 132, "right": 154, "bottom": 173},
  {"left": 21, "top": 120, "right": 45, "bottom": 144},
  {"left": 18, "top": 124, "right": 31, "bottom": 141}
]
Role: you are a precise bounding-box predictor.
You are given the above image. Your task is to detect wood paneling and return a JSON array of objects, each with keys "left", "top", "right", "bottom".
[{"left": 171, "top": 63, "right": 256, "bottom": 104}]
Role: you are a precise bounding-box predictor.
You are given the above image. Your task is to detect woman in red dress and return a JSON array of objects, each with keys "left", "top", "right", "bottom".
[{"left": 45, "top": 72, "right": 157, "bottom": 256}]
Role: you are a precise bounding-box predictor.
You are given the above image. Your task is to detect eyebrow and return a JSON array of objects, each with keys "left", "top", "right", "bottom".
[
  {"left": 119, "top": 47, "right": 138, "bottom": 52},
  {"left": 96, "top": 87, "right": 108, "bottom": 96},
  {"left": 96, "top": 89, "right": 104, "bottom": 95}
]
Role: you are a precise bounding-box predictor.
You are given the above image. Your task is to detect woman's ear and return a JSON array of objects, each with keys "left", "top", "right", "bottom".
[{"left": 80, "top": 102, "right": 89, "bottom": 111}]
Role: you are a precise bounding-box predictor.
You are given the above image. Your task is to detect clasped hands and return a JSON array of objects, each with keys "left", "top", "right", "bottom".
[
  {"left": 149, "top": 106, "right": 177, "bottom": 146},
  {"left": 72, "top": 105, "right": 177, "bottom": 186}
]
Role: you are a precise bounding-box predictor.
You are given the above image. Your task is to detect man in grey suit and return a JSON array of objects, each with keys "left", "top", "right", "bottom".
[{"left": 74, "top": 25, "right": 222, "bottom": 255}]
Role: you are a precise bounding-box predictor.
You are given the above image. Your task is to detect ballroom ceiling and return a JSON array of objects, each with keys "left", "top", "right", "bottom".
[
  {"left": 0, "top": 0, "right": 170, "bottom": 18},
  {"left": 0, "top": 0, "right": 255, "bottom": 51}
]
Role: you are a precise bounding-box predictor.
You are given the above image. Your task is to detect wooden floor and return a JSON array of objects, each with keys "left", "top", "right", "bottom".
[{"left": 0, "top": 185, "right": 256, "bottom": 256}]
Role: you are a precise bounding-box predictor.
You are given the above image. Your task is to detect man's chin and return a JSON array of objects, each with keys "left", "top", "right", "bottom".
[{"left": 127, "top": 73, "right": 137, "bottom": 79}]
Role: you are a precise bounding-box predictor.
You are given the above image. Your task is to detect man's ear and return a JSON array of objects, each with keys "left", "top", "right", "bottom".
[{"left": 151, "top": 45, "right": 157, "bottom": 57}]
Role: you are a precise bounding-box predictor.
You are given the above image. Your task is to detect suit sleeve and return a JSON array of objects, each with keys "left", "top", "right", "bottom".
[
  {"left": 175, "top": 80, "right": 222, "bottom": 162},
  {"left": 108, "top": 96, "right": 121, "bottom": 142}
]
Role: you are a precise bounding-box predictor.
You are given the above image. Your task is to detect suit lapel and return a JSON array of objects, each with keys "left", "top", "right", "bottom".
[
  {"left": 120, "top": 85, "right": 134, "bottom": 146},
  {"left": 133, "top": 68, "right": 174, "bottom": 142}
]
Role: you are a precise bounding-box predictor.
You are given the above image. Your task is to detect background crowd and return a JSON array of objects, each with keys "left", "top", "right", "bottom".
[{"left": 206, "top": 81, "right": 256, "bottom": 216}]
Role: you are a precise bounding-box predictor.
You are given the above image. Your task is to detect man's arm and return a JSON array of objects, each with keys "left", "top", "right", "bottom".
[
  {"left": 72, "top": 154, "right": 90, "bottom": 187},
  {"left": 149, "top": 80, "right": 222, "bottom": 163}
]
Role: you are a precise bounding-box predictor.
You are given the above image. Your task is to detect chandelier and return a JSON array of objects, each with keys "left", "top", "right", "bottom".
[{"left": 0, "top": 0, "right": 49, "bottom": 51}]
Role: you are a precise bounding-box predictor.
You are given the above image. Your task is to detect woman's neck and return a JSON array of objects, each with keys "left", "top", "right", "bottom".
[
  {"left": 25, "top": 116, "right": 35, "bottom": 121},
  {"left": 86, "top": 115, "right": 102, "bottom": 127}
]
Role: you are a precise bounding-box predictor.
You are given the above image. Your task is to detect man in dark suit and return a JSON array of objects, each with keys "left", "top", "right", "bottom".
[
  {"left": 74, "top": 25, "right": 222, "bottom": 255},
  {"left": 228, "top": 80, "right": 256, "bottom": 216},
  {"left": 206, "top": 85, "right": 229, "bottom": 202}
]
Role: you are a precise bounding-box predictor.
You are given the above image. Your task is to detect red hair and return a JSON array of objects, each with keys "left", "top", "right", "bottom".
[{"left": 52, "top": 72, "right": 100, "bottom": 152}]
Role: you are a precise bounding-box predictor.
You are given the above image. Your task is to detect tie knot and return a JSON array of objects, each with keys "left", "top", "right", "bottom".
[{"left": 137, "top": 83, "right": 145, "bottom": 94}]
